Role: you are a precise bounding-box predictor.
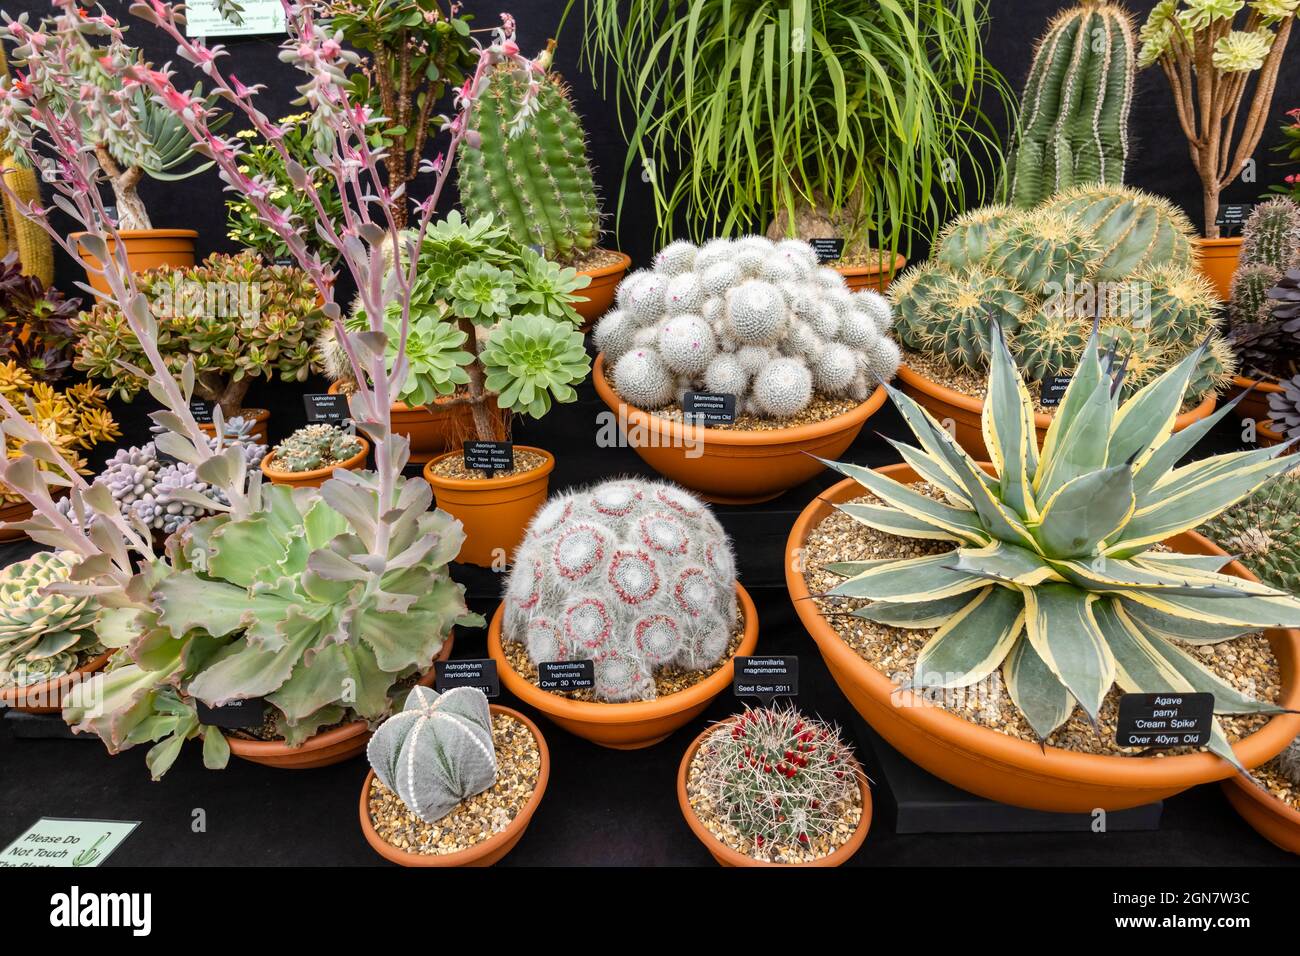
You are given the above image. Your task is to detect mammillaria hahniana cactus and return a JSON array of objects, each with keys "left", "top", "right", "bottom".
[
  {"left": 0, "top": 551, "right": 103, "bottom": 688},
  {"left": 594, "top": 237, "right": 900, "bottom": 419},
  {"left": 502, "top": 478, "right": 739, "bottom": 702},
  {"left": 366, "top": 685, "right": 498, "bottom": 823}
]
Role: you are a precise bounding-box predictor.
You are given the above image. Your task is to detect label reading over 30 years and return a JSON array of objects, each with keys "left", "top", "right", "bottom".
[
  {"left": 733, "top": 656, "right": 799, "bottom": 705},
  {"left": 1039, "top": 375, "right": 1072, "bottom": 408},
  {"left": 1116, "top": 692, "right": 1214, "bottom": 749},
  {"left": 682, "top": 392, "right": 737, "bottom": 426},
  {"left": 434, "top": 659, "right": 500, "bottom": 698},
  {"left": 809, "top": 238, "right": 845, "bottom": 264},
  {"left": 463, "top": 441, "right": 515, "bottom": 473},
  {"left": 538, "top": 660, "right": 595, "bottom": 692},
  {"left": 303, "top": 393, "right": 350, "bottom": 424},
  {"left": 195, "top": 697, "right": 266, "bottom": 729}
]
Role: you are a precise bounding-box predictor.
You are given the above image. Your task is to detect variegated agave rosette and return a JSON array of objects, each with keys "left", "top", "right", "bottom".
[{"left": 819, "top": 323, "right": 1300, "bottom": 767}]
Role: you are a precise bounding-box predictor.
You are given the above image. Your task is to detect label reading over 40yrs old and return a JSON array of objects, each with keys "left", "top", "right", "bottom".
[
  {"left": 1039, "top": 375, "right": 1072, "bottom": 408},
  {"left": 538, "top": 660, "right": 595, "bottom": 692},
  {"left": 733, "top": 656, "right": 799, "bottom": 706},
  {"left": 1115, "top": 692, "right": 1214, "bottom": 749},
  {"left": 434, "top": 659, "right": 500, "bottom": 698}
]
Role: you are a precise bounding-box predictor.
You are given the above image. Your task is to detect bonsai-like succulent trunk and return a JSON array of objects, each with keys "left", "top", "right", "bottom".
[
  {"left": 765, "top": 189, "right": 878, "bottom": 263},
  {"left": 196, "top": 372, "right": 252, "bottom": 421},
  {"left": 372, "top": 41, "right": 439, "bottom": 231},
  {"left": 94, "top": 146, "right": 152, "bottom": 232},
  {"left": 456, "top": 316, "right": 501, "bottom": 443}
]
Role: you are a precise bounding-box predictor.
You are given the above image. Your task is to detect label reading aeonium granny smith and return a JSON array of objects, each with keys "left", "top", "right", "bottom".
[
  {"left": 0, "top": 818, "right": 139, "bottom": 868},
  {"left": 1115, "top": 692, "right": 1214, "bottom": 749}
]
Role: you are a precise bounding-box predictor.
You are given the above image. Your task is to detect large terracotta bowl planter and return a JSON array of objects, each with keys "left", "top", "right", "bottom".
[
  {"left": 73, "top": 229, "right": 198, "bottom": 297},
  {"left": 422, "top": 446, "right": 554, "bottom": 568},
  {"left": 487, "top": 583, "right": 760, "bottom": 749},
  {"left": 897, "top": 363, "right": 1217, "bottom": 461},
  {"left": 226, "top": 636, "right": 453, "bottom": 770},
  {"left": 574, "top": 250, "right": 632, "bottom": 329},
  {"left": 786, "top": 465, "right": 1300, "bottom": 813},
  {"left": 326, "top": 382, "right": 504, "bottom": 464},
  {"left": 1226, "top": 375, "right": 1285, "bottom": 447},
  {"left": 198, "top": 408, "right": 270, "bottom": 446},
  {"left": 0, "top": 497, "right": 34, "bottom": 543},
  {"left": 677, "top": 716, "right": 871, "bottom": 867},
  {"left": 593, "top": 354, "right": 888, "bottom": 505},
  {"left": 1194, "top": 236, "right": 1243, "bottom": 302},
  {"left": 834, "top": 252, "right": 907, "bottom": 293},
  {"left": 0, "top": 651, "right": 113, "bottom": 715},
  {"left": 1221, "top": 774, "right": 1300, "bottom": 855},
  {"left": 358, "top": 705, "right": 549, "bottom": 867},
  {"left": 260, "top": 437, "right": 369, "bottom": 489}
]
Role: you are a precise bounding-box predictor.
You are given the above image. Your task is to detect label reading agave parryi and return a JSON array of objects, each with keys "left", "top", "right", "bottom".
[
  {"left": 1039, "top": 375, "right": 1072, "bottom": 408},
  {"left": 303, "top": 393, "right": 350, "bottom": 424},
  {"left": 733, "top": 656, "right": 799, "bottom": 706},
  {"left": 809, "top": 238, "right": 845, "bottom": 264},
  {"left": 682, "top": 391, "right": 737, "bottom": 426},
  {"left": 538, "top": 660, "right": 594, "bottom": 692},
  {"left": 195, "top": 697, "right": 266, "bottom": 729},
  {"left": 434, "top": 659, "right": 500, "bottom": 698},
  {"left": 463, "top": 440, "right": 515, "bottom": 473},
  {"left": 1115, "top": 692, "right": 1214, "bottom": 749}
]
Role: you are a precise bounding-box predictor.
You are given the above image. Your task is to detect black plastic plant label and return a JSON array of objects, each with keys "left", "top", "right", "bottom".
[
  {"left": 1116, "top": 692, "right": 1214, "bottom": 749},
  {"left": 682, "top": 391, "right": 737, "bottom": 425},
  {"left": 809, "top": 237, "right": 845, "bottom": 264},
  {"left": 303, "top": 392, "right": 350, "bottom": 424},
  {"left": 733, "top": 656, "right": 799, "bottom": 705},
  {"left": 463, "top": 440, "right": 514, "bottom": 473},
  {"left": 538, "top": 660, "right": 594, "bottom": 692},
  {"left": 195, "top": 697, "right": 266, "bottom": 729},
  {"left": 1216, "top": 203, "right": 1253, "bottom": 229},
  {"left": 188, "top": 398, "right": 214, "bottom": 425},
  {"left": 434, "top": 659, "right": 500, "bottom": 698},
  {"left": 1039, "top": 375, "right": 1071, "bottom": 408}
]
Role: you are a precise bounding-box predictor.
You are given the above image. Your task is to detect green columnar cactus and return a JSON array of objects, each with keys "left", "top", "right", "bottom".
[
  {"left": 1230, "top": 262, "right": 1283, "bottom": 326},
  {"left": 1227, "top": 198, "right": 1300, "bottom": 379},
  {"left": 1240, "top": 197, "right": 1300, "bottom": 273},
  {"left": 1200, "top": 471, "right": 1300, "bottom": 599},
  {"left": 1042, "top": 184, "right": 1196, "bottom": 281},
  {"left": 458, "top": 63, "right": 601, "bottom": 264},
  {"left": 1006, "top": 2, "right": 1136, "bottom": 208}
]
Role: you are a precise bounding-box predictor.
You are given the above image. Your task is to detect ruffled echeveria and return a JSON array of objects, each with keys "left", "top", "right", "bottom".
[
  {"left": 480, "top": 313, "right": 590, "bottom": 418},
  {"left": 0, "top": 551, "right": 104, "bottom": 689}
]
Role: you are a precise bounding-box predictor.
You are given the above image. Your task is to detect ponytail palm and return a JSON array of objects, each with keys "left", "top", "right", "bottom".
[
  {"left": 565, "top": 0, "right": 1013, "bottom": 257},
  {"left": 822, "top": 324, "right": 1300, "bottom": 767}
]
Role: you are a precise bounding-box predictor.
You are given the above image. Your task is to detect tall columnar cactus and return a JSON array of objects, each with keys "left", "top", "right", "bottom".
[
  {"left": 0, "top": 43, "right": 52, "bottom": 284},
  {"left": 595, "top": 237, "right": 901, "bottom": 418},
  {"left": 366, "top": 686, "right": 498, "bottom": 824},
  {"left": 1007, "top": 2, "right": 1137, "bottom": 209},
  {"left": 458, "top": 61, "right": 601, "bottom": 264},
  {"left": 502, "top": 478, "right": 738, "bottom": 703}
]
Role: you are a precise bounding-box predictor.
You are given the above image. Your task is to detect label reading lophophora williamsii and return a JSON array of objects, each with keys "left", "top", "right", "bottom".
[{"left": 303, "top": 392, "right": 350, "bottom": 424}]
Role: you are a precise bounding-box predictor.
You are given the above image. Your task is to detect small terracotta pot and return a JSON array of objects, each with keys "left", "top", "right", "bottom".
[
  {"left": 422, "top": 446, "right": 554, "bottom": 568},
  {"left": 592, "top": 353, "right": 888, "bottom": 504},
  {"left": 574, "top": 250, "right": 632, "bottom": 329},
  {"left": 785, "top": 465, "right": 1300, "bottom": 813},
  {"left": 1222, "top": 773, "right": 1300, "bottom": 855},
  {"left": 488, "top": 584, "right": 760, "bottom": 749},
  {"left": 260, "top": 436, "right": 370, "bottom": 489},
  {"left": 0, "top": 497, "right": 34, "bottom": 543},
  {"left": 1194, "top": 236, "right": 1243, "bottom": 302},
  {"left": 1226, "top": 375, "right": 1285, "bottom": 447},
  {"left": 72, "top": 229, "right": 198, "bottom": 297},
  {"left": 677, "top": 716, "right": 872, "bottom": 866},
  {"left": 0, "top": 651, "right": 113, "bottom": 715},
  {"left": 358, "top": 705, "right": 549, "bottom": 867},
  {"left": 226, "top": 635, "right": 453, "bottom": 770},
  {"left": 199, "top": 407, "right": 270, "bottom": 446},
  {"left": 326, "top": 382, "right": 504, "bottom": 464},
  {"left": 897, "top": 363, "right": 1217, "bottom": 461},
  {"left": 835, "top": 253, "right": 907, "bottom": 292}
]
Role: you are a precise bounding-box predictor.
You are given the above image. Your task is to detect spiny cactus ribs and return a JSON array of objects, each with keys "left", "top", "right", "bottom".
[
  {"left": 503, "top": 478, "right": 738, "bottom": 702},
  {"left": 1227, "top": 198, "right": 1300, "bottom": 378},
  {"left": 693, "top": 704, "right": 857, "bottom": 857},
  {"left": 594, "top": 236, "right": 901, "bottom": 419},
  {"left": 1200, "top": 470, "right": 1300, "bottom": 597}
]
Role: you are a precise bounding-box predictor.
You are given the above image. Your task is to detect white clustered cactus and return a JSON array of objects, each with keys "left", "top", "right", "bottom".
[
  {"left": 502, "top": 478, "right": 739, "bottom": 703},
  {"left": 596, "top": 237, "right": 901, "bottom": 418}
]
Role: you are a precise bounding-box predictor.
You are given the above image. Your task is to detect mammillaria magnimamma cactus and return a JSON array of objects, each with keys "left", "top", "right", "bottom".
[
  {"left": 0, "top": 551, "right": 103, "bottom": 689},
  {"left": 270, "top": 424, "right": 363, "bottom": 474},
  {"left": 594, "top": 237, "right": 900, "bottom": 419},
  {"left": 366, "top": 685, "right": 498, "bottom": 823},
  {"left": 502, "top": 478, "right": 739, "bottom": 702}
]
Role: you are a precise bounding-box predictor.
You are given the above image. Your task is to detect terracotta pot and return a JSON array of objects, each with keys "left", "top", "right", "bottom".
[
  {"left": 574, "top": 250, "right": 632, "bottom": 329},
  {"left": 326, "top": 382, "right": 504, "bottom": 464},
  {"left": 72, "top": 229, "right": 198, "bottom": 297},
  {"left": 785, "top": 465, "right": 1300, "bottom": 813},
  {"left": 199, "top": 407, "right": 270, "bottom": 446},
  {"left": 422, "top": 446, "right": 554, "bottom": 568},
  {"left": 0, "top": 651, "right": 113, "bottom": 715},
  {"left": 1226, "top": 375, "right": 1285, "bottom": 447},
  {"left": 677, "top": 716, "right": 872, "bottom": 866},
  {"left": 358, "top": 705, "right": 549, "bottom": 867},
  {"left": 897, "top": 363, "right": 1218, "bottom": 461},
  {"left": 0, "top": 497, "right": 34, "bottom": 543},
  {"left": 592, "top": 353, "right": 888, "bottom": 504},
  {"left": 1194, "top": 236, "right": 1243, "bottom": 301},
  {"left": 1222, "top": 773, "right": 1300, "bottom": 855},
  {"left": 226, "top": 635, "right": 453, "bottom": 770},
  {"left": 835, "top": 253, "right": 907, "bottom": 292},
  {"left": 487, "top": 583, "right": 760, "bottom": 749},
  {"left": 260, "top": 436, "right": 370, "bottom": 489}
]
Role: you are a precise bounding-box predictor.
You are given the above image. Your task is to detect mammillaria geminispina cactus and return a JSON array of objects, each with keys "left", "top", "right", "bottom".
[{"left": 502, "top": 478, "right": 738, "bottom": 702}]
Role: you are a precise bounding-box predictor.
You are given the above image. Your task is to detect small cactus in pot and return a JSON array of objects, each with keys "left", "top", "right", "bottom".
[{"left": 268, "top": 424, "right": 365, "bottom": 476}]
